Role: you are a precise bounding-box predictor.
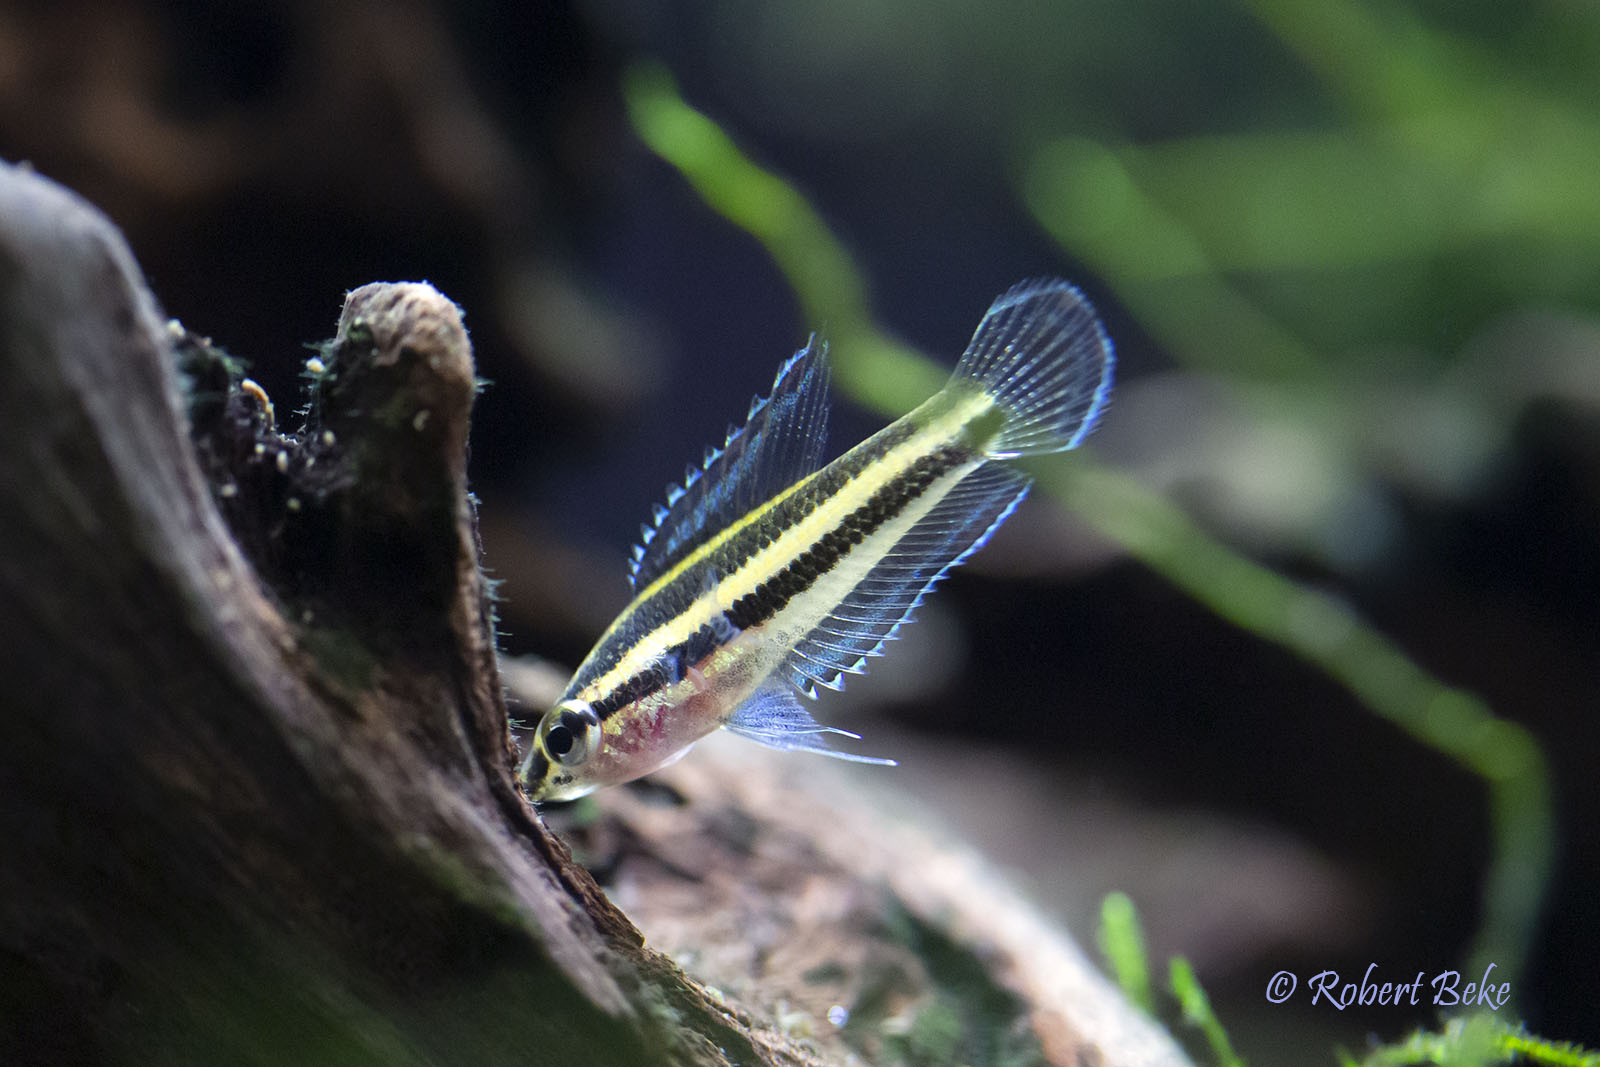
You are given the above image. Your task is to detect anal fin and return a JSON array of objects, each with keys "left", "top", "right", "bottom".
[{"left": 781, "top": 462, "right": 1030, "bottom": 696}]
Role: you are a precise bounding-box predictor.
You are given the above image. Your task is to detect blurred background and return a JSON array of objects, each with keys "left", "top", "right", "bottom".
[{"left": 2, "top": 0, "right": 1595, "bottom": 1060}]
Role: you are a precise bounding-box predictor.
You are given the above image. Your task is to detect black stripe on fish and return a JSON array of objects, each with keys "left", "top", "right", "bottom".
[
  {"left": 570, "top": 420, "right": 923, "bottom": 700},
  {"left": 723, "top": 442, "right": 974, "bottom": 632}
]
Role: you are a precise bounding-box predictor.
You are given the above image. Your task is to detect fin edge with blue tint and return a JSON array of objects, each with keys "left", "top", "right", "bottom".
[
  {"left": 952, "top": 278, "right": 1116, "bottom": 456},
  {"left": 780, "top": 461, "right": 1030, "bottom": 697},
  {"left": 629, "top": 337, "right": 832, "bottom": 590}
]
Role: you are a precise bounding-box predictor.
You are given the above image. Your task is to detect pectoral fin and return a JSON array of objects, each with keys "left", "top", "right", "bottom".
[{"left": 725, "top": 682, "right": 896, "bottom": 765}]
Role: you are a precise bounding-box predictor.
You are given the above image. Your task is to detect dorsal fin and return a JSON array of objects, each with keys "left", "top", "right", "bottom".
[{"left": 629, "top": 337, "right": 831, "bottom": 591}]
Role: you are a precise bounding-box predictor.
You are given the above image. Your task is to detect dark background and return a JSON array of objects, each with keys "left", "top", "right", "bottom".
[{"left": 2, "top": 1, "right": 1595, "bottom": 1060}]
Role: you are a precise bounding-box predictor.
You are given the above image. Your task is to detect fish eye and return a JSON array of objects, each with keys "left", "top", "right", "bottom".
[{"left": 539, "top": 700, "right": 601, "bottom": 768}]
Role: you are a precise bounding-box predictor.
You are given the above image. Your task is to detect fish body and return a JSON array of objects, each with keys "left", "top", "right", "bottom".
[{"left": 519, "top": 280, "right": 1114, "bottom": 802}]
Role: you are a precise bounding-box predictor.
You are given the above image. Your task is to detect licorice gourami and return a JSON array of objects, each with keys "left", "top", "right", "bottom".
[{"left": 518, "top": 279, "right": 1115, "bottom": 802}]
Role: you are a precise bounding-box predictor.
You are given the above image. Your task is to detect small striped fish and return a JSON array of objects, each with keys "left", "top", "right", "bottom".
[{"left": 519, "top": 280, "right": 1114, "bottom": 802}]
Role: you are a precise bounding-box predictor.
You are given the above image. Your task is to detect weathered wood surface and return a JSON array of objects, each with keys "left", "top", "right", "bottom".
[
  {"left": 537, "top": 727, "right": 1197, "bottom": 1067},
  {"left": 0, "top": 160, "right": 1189, "bottom": 1067}
]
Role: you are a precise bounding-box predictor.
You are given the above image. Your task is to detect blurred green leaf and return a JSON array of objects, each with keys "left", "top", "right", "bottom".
[
  {"left": 1097, "top": 891, "right": 1155, "bottom": 1016},
  {"left": 1170, "top": 957, "right": 1245, "bottom": 1067}
]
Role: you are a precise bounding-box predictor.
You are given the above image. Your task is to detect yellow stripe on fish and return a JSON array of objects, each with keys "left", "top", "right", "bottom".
[{"left": 519, "top": 279, "right": 1115, "bottom": 802}]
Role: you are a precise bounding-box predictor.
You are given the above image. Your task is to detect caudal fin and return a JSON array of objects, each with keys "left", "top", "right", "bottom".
[{"left": 951, "top": 278, "right": 1115, "bottom": 458}]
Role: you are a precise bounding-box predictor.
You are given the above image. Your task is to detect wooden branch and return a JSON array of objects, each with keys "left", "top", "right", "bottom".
[
  {"left": 0, "top": 160, "right": 1188, "bottom": 1067},
  {"left": 0, "top": 160, "right": 807, "bottom": 1066}
]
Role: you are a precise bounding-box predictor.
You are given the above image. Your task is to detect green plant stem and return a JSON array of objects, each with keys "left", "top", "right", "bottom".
[
  {"left": 1170, "top": 957, "right": 1246, "bottom": 1067},
  {"left": 1097, "top": 891, "right": 1155, "bottom": 1015}
]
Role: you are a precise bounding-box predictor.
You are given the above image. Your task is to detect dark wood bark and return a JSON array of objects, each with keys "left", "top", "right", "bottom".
[
  {"left": 0, "top": 161, "right": 1187, "bottom": 1067},
  {"left": 0, "top": 160, "right": 811, "bottom": 1067}
]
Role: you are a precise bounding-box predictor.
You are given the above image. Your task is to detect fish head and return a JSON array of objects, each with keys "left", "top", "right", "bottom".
[{"left": 519, "top": 698, "right": 605, "bottom": 802}]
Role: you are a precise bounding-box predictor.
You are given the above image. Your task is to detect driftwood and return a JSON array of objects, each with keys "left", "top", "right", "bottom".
[{"left": 0, "top": 161, "right": 1189, "bottom": 1067}]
